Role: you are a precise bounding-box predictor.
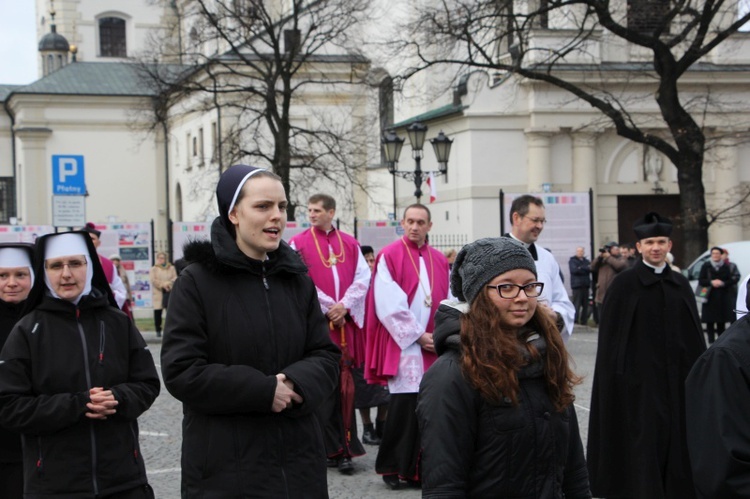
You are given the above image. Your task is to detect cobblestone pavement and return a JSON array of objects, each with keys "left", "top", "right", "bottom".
[{"left": 139, "top": 324, "right": 598, "bottom": 498}]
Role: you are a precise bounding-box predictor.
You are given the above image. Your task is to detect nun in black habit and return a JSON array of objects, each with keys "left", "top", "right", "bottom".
[{"left": 587, "top": 212, "right": 706, "bottom": 499}]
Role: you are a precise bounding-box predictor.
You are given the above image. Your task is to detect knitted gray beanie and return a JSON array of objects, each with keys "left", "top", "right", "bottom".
[{"left": 451, "top": 237, "right": 537, "bottom": 304}]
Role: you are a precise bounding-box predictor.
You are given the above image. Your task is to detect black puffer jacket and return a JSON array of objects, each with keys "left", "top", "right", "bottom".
[
  {"left": 0, "top": 290, "right": 160, "bottom": 498},
  {"left": 0, "top": 299, "right": 24, "bottom": 464},
  {"left": 161, "top": 218, "right": 340, "bottom": 499},
  {"left": 417, "top": 301, "right": 591, "bottom": 498}
]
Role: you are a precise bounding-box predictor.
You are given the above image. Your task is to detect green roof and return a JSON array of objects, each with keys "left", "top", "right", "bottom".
[
  {"left": 8, "top": 62, "right": 191, "bottom": 98},
  {"left": 0, "top": 85, "right": 22, "bottom": 102},
  {"left": 391, "top": 103, "right": 466, "bottom": 129}
]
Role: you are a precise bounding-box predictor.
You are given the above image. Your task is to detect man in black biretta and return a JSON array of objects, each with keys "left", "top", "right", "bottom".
[{"left": 587, "top": 211, "right": 706, "bottom": 499}]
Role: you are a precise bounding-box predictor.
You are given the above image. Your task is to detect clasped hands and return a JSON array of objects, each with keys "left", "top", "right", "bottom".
[
  {"left": 272, "top": 373, "right": 303, "bottom": 413},
  {"left": 326, "top": 303, "right": 347, "bottom": 328},
  {"left": 86, "top": 387, "right": 118, "bottom": 420}
]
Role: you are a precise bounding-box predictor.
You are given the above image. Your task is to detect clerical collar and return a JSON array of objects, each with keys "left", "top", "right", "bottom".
[
  {"left": 508, "top": 233, "right": 538, "bottom": 260},
  {"left": 312, "top": 225, "right": 335, "bottom": 236},
  {"left": 641, "top": 260, "right": 667, "bottom": 274}
]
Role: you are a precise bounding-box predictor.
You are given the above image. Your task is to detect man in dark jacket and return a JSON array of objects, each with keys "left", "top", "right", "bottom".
[
  {"left": 587, "top": 213, "right": 706, "bottom": 498},
  {"left": 568, "top": 246, "right": 591, "bottom": 325},
  {"left": 685, "top": 278, "right": 750, "bottom": 498},
  {"left": 0, "top": 243, "right": 34, "bottom": 498}
]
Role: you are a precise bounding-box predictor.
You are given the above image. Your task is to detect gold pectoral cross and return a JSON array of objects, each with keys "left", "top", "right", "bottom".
[
  {"left": 329, "top": 256, "right": 338, "bottom": 265},
  {"left": 424, "top": 296, "right": 432, "bottom": 308}
]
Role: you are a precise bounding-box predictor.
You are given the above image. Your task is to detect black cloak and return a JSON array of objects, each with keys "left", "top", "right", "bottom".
[{"left": 587, "top": 261, "right": 706, "bottom": 498}]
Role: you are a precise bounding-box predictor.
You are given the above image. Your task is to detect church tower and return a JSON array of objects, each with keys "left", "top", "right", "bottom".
[{"left": 38, "top": 2, "right": 70, "bottom": 76}]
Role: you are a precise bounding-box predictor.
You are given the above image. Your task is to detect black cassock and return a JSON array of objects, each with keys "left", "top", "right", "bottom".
[
  {"left": 587, "top": 262, "right": 706, "bottom": 499},
  {"left": 686, "top": 315, "right": 750, "bottom": 498}
]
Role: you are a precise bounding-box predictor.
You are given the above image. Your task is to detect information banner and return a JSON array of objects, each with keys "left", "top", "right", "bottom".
[
  {"left": 0, "top": 225, "right": 54, "bottom": 243},
  {"left": 88, "top": 222, "right": 153, "bottom": 308},
  {"left": 172, "top": 222, "right": 211, "bottom": 261},
  {"left": 356, "top": 220, "right": 403, "bottom": 255},
  {"left": 502, "top": 192, "right": 592, "bottom": 295}
]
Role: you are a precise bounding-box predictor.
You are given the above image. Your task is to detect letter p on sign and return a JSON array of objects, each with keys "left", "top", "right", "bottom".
[{"left": 51, "top": 155, "right": 85, "bottom": 195}]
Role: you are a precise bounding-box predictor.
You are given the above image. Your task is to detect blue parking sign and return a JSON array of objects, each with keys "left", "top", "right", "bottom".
[{"left": 52, "top": 155, "right": 86, "bottom": 195}]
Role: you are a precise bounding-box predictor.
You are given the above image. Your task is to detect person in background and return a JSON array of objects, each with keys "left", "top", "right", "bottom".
[
  {"left": 587, "top": 212, "right": 705, "bottom": 499},
  {"left": 666, "top": 252, "right": 680, "bottom": 272},
  {"left": 686, "top": 278, "right": 750, "bottom": 498},
  {"left": 361, "top": 246, "right": 376, "bottom": 273},
  {"left": 83, "top": 223, "right": 129, "bottom": 312},
  {"left": 505, "top": 195, "right": 575, "bottom": 342},
  {"left": 443, "top": 248, "right": 457, "bottom": 270},
  {"left": 621, "top": 243, "right": 639, "bottom": 268},
  {"left": 364, "top": 204, "right": 451, "bottom": 490},
  {"left": 699, "top": 246, "right": 740, "bottom": 343},
  {"left": 353, "top": 245, "right": 388, "bottom": 446},
  {"left": 149, "top": 252, "right": 177, "bottom": 338},
  {"left": 418, "top": 237, "right": 590, "bottom": 497},
  {"left": 289, "top": 193, "right": 369, "bottom": 474},
  {"left": 0, "top": 231, "right": 160, "bottom": 498},
  {"left": 568, "top": 246, "right": 591, "bottom": 325},
  {"left": 0, "top": 244, "right": 34, "bottom": 498},
  {"left": 109, "top": 253, "right": 133, "bottom": 319},
  {"left": 160, "top": 165, "right": 340, "bottom": 498},
  {"left": 591, "top": 241, "right": 627, "bottom": 312}
]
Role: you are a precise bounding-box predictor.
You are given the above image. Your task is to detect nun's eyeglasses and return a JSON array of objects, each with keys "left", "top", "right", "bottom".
[
  {"left": 486, "top": 282, "right": 544, "bottom": 299},
  {"left": 45, "top": 258, "right": 87, "bottom": 272}
]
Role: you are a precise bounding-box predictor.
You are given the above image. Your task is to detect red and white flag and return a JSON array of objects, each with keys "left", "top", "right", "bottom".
[{"left": 426, "top": 172, "right": 437, "bottom": 203}]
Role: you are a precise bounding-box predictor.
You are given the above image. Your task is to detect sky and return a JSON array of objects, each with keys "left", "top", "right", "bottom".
[{"left": 0, "top": 2, "right": 39, "bottom": 85}]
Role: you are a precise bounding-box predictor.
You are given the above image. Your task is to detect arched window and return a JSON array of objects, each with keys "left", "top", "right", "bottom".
[{"left": 99, "top": 17, "right": 127, "bottom": 57}]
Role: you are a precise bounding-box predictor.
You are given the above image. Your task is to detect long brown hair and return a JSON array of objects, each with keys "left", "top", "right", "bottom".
[{"left": 460, "top": 290, "right": 581, "bottom": 411}]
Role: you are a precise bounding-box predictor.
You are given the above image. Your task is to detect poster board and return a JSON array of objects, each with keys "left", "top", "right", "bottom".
[
  {"left": 502, "top": 192, "right": 592, "bottom": 295},
  {"left": 356, "top": 220, "right": 403, "bottom": 255},
  {"left": 88, "top": 222, "right": 153, "bottom": 308},
  {"left": 0, "top": 225, "right": 54, "bottom": 243}
]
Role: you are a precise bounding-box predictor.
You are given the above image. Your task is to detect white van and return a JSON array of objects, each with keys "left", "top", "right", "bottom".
[{"left": 683, "top": 241, "right": 750, "bottom": 317}]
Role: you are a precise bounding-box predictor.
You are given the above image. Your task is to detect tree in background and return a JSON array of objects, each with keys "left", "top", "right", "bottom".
[
  {"left": 393, "top": 0, "right": 750, "bottom": 260},
  {"left": 139, "top": 0, "right": 374, "bottom": 220}
]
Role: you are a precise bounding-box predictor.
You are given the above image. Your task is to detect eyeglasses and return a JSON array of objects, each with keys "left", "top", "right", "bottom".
[
  {"left": 523, "top": 216, "right": 547, "bottom": 225},
  {"left": 486, "top": 282, "right": 544, "bottom": 299},
  {"left": 45, "top": 258, "right": 87, "bottom": 272}
]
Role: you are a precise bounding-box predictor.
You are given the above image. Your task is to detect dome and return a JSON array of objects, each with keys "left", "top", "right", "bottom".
[{"left": 39, "top": 25, "right": 70, "bottom": 52}]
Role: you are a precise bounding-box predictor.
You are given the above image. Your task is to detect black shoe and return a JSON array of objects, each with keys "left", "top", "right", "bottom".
[
  {"left": 326, "top": 457, "right": 338, "bottom": 468},
  {"left": 362, "top": 424, "right": 381, "bottom": 445},
  {"left": 156, "top": 330, "right": 162, "bottom": 338},
  {"left": 338, "top": 457, "right": 354, "bottom": 475},
  {"left": 382, "top": 474, "right": 400, "bottom": 490}
]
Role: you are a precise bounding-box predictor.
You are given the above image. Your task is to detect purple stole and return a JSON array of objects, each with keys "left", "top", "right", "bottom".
[
  {"left": 290, "top": 227, "right": 365, "bottom": 364},
  {"left": 364, "top": 237, "right": 450, "bottom": 385}
]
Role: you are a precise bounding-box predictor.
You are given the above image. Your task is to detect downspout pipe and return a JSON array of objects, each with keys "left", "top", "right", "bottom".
[{"left": 3, "top": 95, "right": 18, "bottom": 220}]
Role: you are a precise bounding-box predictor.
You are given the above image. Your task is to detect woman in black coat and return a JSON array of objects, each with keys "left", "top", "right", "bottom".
[
  {"left": 699, "top": 246, "right": 740, "bottom": 343},
  {"left": 160, "top": 165, "right": 340, "bottom": 498},
  {"left": 417, "top": 238, "right": 590, "bottom": 498},
  {"left": 0, "top": 244, "right": 34, "bottom": 498},
  {"left": 0, "top": 232, "right": 160, "bottom": 498}
]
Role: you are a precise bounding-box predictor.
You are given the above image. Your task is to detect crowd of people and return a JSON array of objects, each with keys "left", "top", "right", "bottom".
[{"left": 0, "top": 163, "right": 749, "bottom": 498}]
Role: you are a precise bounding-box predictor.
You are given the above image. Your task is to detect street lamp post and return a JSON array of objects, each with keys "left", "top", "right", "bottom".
[{"left": 382, "top": 122, "right": 453, "bottom": 216}]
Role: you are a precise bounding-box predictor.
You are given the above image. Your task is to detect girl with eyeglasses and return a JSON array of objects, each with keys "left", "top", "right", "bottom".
[
  {"left": 417, "top": 237, "right": 591, "bottom": 498},
  {"left": 0, "top": 231, "right": 159, "bottom": 498}
]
